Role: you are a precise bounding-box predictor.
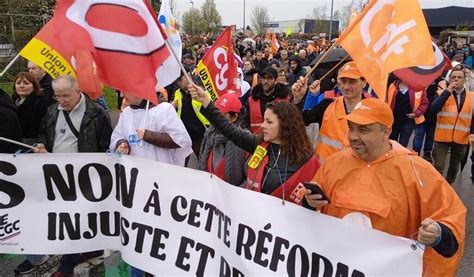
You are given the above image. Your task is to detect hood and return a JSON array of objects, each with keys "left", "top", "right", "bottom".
[
  {"left": 0, "top": 89, "right": 18, "bottom": 114},
  {"left": 289, "top": 56, "right": 303, "bottom": 74}
]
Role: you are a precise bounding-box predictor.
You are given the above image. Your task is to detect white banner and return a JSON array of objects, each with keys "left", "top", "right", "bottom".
[{"left": 0, "top": 153, "right": 423, "bottom": 276}]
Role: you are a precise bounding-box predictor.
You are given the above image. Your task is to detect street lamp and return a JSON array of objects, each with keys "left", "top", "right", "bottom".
[
  {"left": 328, "top": 0, "right": 334, "bottom": 41},
  {"left": 243, "top": 0, "right": 245, "bottom": 31},
  {"left": 190, "top": 0, "right": 194, "bottom": 36}
]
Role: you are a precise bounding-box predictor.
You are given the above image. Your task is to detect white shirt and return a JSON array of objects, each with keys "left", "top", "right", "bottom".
[
  {"left": 110, "top": 102, "right": 192, "bottom": 166},
  {"left": 53, "top": 93, "right": 86, "bottom": 153}
]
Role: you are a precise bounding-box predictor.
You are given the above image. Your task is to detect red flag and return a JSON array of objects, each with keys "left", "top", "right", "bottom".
[
  {"left": 393, "top": 42, "right": 452, "bottom": 91},
  {"left": 196, "top": 27, "right": 239, "bottom": 101},
  {"left": 20, "top": 0, "right": 172, "bottom": 104}
]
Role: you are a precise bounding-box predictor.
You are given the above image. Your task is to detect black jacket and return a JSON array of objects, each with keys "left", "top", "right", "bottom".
[
  {"left": 252, "top": 58, "right": 268, "bottom": 74},
  {"left": 287, "top": 56, "right": 307, "bottom": 85},
  {"left": 241, "top": 83, "right": 291, "bottom": 130},
  {"left": 13, "top": 94, "right": 49, "bottom": 141},
  {"left": 201, "top": 102, "right": 311, "bottom": 194},
  {"left": 39, "top": 95, "right": 113, "bottom": 153},
  {"left": 0, "top": 89, "right": 22, "bottom": 153},
  {"left": 39, "top": 74, "right": 55, "bottom": 105}
]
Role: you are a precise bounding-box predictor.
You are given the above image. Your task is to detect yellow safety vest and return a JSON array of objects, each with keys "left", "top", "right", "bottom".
[
  {"left": 435, "top": 90, "right": 472, "bottom": 145},
  {"left": 174, "top": 89, "right": 210, "bottom": 126}
]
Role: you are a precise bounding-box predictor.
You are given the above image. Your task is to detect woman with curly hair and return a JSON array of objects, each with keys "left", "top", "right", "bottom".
[{"left": 189, "top": 83, "right": 320, "bottom": 205}]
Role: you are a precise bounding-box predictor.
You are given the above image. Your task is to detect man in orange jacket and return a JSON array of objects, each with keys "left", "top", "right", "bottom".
[{"left": 304, "top": 98, "right": 466, "bottom": 276}]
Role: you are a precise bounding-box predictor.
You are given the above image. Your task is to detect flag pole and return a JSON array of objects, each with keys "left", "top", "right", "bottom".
[
  {"left": 0, "top": 53, "right": 20, "bottom": 78},
  {"left": 164, "top": 39, "right": 193, "bottom": 84},
  {"left": 318, "top": 55, "right": 349, "bottom": 82},
  {"left": 305, "top": 42, "right": 339, "bottom": 79},
  {"left": 139, "top": 100, "right": 151, "bottom": 147},
  {"left": 0, "top": 137, "right": 36, "bottom": 150}
]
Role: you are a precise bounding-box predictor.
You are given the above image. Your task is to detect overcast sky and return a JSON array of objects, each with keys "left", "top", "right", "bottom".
[{"left": 173, "top": 0, "right": 474, "bottom": 28}]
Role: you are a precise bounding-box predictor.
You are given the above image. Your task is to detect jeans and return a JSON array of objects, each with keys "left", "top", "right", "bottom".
[
  {"left": 413, "top": 122, "right": 435, "bottom": 154},
  {"left": 433, "top": 141, "right": 468, "bottom": 184},
  {"left": 390, "top": 120, "right": 415, "bottom": 147}
]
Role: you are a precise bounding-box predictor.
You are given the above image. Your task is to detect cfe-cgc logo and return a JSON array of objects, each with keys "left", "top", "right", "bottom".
[{"left": 0, "top": 213, "right": 20, "bottom": 243}]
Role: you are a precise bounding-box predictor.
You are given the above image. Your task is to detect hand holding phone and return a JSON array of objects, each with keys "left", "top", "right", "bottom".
[{"left": 302, "top": 182, "right": 330, "bottom": 210}]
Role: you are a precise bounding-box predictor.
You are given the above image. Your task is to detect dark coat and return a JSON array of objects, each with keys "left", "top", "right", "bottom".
[
  {"left": 0, "top": 89, "right": 22, "bottom": 153},
  {"left": 39, "top": 74, "right": 55, "bottom": 105},
  {"left": 13, "top": 94, "right": 49, "bottom": 141},
  {"left": 39, "top": 95, "right": 113, "bottom": 153},
  {"left": 241, "top": 83, "right": 291, "bottom": 129}
]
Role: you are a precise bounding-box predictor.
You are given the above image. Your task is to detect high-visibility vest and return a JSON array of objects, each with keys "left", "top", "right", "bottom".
[
  {"left": 315, "top": 97, "right": 350, "bottom": 163},
  {"left": 387, "top": 84, "right": 425, "bottom": 124},
  {"left": 174, "top": 89, "right": 210, "bottom": 126},
  {"left": 435, "top": 90, "right": 473, "bottom": 145},
  {"left": 248, "top": 96, "right": 290, "bottom": 133},
  {"left": 251, "top": 73, "right": 259, "bottom": 89}
]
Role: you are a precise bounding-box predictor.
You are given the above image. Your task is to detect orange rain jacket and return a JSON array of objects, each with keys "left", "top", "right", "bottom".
[{"left": 312, "top": 141, "right": 466, "bottom": 276}]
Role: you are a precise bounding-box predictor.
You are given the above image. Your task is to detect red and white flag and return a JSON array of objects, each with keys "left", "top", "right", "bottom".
[
  {"left": 393, "top": 42, "right": 452, "bottom": 91},
  {"left": 20, "top": 0, "right": 172, "bottom": 103},
  {"left": 196, "top": 27, "right": 239, "bottom": 101}
]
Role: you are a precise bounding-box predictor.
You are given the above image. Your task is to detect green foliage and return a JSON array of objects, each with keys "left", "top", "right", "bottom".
[
  {"left": 181, "top": 8, "right": 203, "bottom": 35},
  {"left": 200, "top": 0, "right": 222, "bottom": 34}
]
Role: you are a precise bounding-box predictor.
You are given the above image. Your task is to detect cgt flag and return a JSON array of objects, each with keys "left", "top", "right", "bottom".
[
  {"left": 393, "top": 42, "right": 452, "bottom": 91},
  {"left": 337, "top": 0, "right": 435, "bottom": 101},
  {"left": 196, "top": 27, "right": 238, "bottom": 102},
  {"left": 20, "top": 0, "right": 172, "bottom": 104}
]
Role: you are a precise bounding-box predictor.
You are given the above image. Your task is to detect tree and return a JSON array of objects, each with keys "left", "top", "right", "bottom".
[
  {"left": 309, "top": 4, "right": 329, "bottom": 20},
  {"left": 338, "top": 3, "right": 353, "bottom": 30},
  {"left": 181, "top": 8, "right": 203, "bottom": 35},
  {"left": 200, "top": 0, "right": 222, "bottom": 34},
  {"left": 251, "top": 5, "right": 269, "bottom": 35}
]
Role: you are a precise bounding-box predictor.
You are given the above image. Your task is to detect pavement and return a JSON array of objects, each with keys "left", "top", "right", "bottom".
[{"left": 0, "top": 112, "right": 473, "bottom": 276}]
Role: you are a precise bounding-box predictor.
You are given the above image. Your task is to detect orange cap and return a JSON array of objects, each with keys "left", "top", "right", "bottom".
[
  {"left": 345, "top": 98, "right": 394, "bottom": 128},
  {"left": 338, "top": 61, "right": 363, "bottom": 79}
]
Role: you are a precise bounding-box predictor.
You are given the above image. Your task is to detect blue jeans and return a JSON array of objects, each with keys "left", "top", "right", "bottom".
[
  {"left": 390, "top": 120, "right": 415, "bottom": 147},
  {"left": 413, "top": 122, "right": 435, "bottom": 154}
]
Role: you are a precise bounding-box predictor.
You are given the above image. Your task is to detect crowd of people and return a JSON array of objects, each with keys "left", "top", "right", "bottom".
[{"left": 0, "top": 31, "right": 472, "bottom": 276}]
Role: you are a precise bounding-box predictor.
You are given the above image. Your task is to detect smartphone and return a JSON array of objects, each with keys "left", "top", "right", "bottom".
[{"left": 301, "top": 182, "right": 331, "bottom": 210}]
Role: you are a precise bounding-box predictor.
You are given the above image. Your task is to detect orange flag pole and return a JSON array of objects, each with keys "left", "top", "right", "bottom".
[{"left": 305, "top": 42, "right": 339, "bottom": 79}]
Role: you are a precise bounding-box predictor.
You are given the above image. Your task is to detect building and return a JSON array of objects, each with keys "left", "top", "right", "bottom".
[
  {"left": 423, "top": 6, "right": 474, "bottom": 36},
  {"left": 265, "top": 19, "right": 339, "bottom": 37}
]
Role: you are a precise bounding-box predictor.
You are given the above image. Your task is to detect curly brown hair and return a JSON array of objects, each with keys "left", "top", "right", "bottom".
[
  {"left": 12, "top": 72, "right": 42, "bottom": 99},
  {"left": 265, "top": 101, "right": 313, "bottom": 163}
]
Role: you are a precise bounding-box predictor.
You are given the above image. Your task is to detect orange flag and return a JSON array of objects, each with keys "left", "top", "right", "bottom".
[
  {"left": 265, "top": 29, "right": 271, "bottom": 40},
  {"left": 337, "top": 0, "right": 435, "bottom": 101},
  {"left": 270, "top": 33, "right": 280, "bottom": 54}
]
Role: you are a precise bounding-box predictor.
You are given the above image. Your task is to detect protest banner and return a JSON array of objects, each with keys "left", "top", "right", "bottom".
[{"left": 0, "top": 153, "right": 423, "bottom": 275}]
